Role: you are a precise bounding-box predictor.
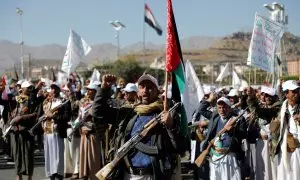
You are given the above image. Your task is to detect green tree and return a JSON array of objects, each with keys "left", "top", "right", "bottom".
[{"left": 111, "top": 59, "right": 144, "bottom": 83}]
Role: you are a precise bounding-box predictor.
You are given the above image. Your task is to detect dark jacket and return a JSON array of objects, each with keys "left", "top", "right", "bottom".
[
  {"left": 199, "top": 100, "right": 249, "bottom": 159},
  {"left": 247, "top": 98, "right": 281, "bottom": 123},
  {"left": 92, "top": 87, "right": 184, "bottom": 180},
  {"left": 197, "top": 100, "right": 213, "bottom": 120}
]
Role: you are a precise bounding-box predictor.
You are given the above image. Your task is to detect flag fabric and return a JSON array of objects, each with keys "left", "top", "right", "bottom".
[
  {"left": 232, "top": 69, "right": 249, "bottom": 90},
  {"left": 232, "top": 70, "right": 241, "bottom": 89},
  {"left": 150, "top": 57, "right": 165, "bottom": 70},
  {"left": 216, "top": 63, "right": 230, "bottom": 82},
  {"left": 185, "top": 60, "right": 204, "bottom": 122},
  {"left": 247, "top": 13, "right": 284, "bottom": 72},
  {"left": 57, "top": 71, "right": 68, "bottom": 86},
  {"left": 145, "top": 4, "right": 163, "bottom": 36},
  {"left": 166, "top": 0, "right": 188, "bottom": 137},
  {"left": 185, "top": 60, "right": 205, "bottom": 163},
  {"left": 61, "top": 29, "right": 92, "bottom": 75},
  {"left": 90, "top": 69, "right": 101, "bottom": 84}
]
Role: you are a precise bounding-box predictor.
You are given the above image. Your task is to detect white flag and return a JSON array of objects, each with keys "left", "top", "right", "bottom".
[
  {"left": 247, "top": 13, "right": 284, "bottom": 72},
  {"left": 57, "top": 71, "right": 68, "bottom": 85},
  {"left": 185, "top": 60, "right": 204, "bottom": 119},
  {"left": 150, "top": 57, "right": 165, "bottom": 70},
  {"left": 61, "top": 29, "right": 92, "bottom": 75},
  {"left": 185, "top": 60, "right": 205, "bottom": 164},
  {"left": 90, "top": 69, "right": 101, "bottom": 84},
  {"left": 232, "top": 70, "right": 241, "bottom": 89},
  {"left": 216, "top": 63, "right": 230, "bottom": 82}
]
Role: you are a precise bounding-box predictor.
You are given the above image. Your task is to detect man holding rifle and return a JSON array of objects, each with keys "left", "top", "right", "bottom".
[
  {"left": 92, "top": 74, "right": 183, "bottom": 180},
  {"left": 247, "top": 80, "right": 300, "bottom": 180},
  {"left": 62, "top": 84, "right": 80, "bottom": 179},
  {"left": 199, "top": 96, "right": 250, "bottom": 180},
  {"left": 78, "top": 82, "right": 107, "bottom": 180},
  {"left": 42, "top": 83, "right": 71, "bottom": 180},
  {"left": 2, "top": 80, "right": 43, "bottom": 180}
]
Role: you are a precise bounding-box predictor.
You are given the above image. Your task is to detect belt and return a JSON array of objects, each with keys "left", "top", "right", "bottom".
[
  {"left": 128, "top": 167, "right": 153, "bottom": 176},
  {"left": 214, "top": 147, "right": 229, "bottom": 154}
]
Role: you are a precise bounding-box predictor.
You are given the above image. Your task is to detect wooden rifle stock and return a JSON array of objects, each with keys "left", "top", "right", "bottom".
[
  {"left": 28, "top": 100, "right": 70, "bottom": 136},
  {"left": 194, "top": 107, "right": 249, "bottom": 167},
  {"left": 95, "top": 102, "right": 181, "bottom": 180}
]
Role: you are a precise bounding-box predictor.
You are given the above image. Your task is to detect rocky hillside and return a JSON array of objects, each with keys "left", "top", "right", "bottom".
[{"left": 130, "top": 31, "right": 300, "bottom": 66}]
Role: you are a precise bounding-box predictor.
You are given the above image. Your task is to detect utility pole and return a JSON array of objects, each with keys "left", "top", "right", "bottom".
[
  {"left": 16, "top": 7, "right": 24, "bottom": 79},
  {"left": 109, "top": 20, "right": 125, "bottom": 60},
  {"left": 28, "top": 53, "right": 31, "bottom": 79}
]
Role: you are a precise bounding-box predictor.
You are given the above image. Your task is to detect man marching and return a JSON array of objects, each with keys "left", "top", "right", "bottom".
[
  {"left": 42, "top": 83, "right": 71, "bottom": 180},
  {"left": 5, "top": 81, "right": 42, "bottom": 180},
  {"left": 79, "top": 83, "right": 106, "bottom": 180},
  {"left": 200, "top": 97, "right": 250, "bottom": 180},
  {"left": 92, "top": 74, "right": 184, "bottom": 180}
]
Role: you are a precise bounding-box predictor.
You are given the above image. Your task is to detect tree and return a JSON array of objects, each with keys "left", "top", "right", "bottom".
[{"left": 111, "top": 59, "right": 144, "bottom": 83}]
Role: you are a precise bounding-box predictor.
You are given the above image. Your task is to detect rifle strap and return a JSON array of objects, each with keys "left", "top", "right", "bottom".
[{"left": 122, "top": 114, "right": 159, "bottom": 170}]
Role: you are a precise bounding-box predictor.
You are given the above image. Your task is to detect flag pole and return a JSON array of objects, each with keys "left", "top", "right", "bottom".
[
  {"left": 143, "top": 2, "right": 146, "bottom": 65},
  {"left": 164, "top": 71, "right": 168, "bottom": 111}
]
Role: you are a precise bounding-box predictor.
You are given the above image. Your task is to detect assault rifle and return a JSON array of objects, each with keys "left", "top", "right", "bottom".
[
  {"left": 95, "top": 102, "right": 181, "bottom": 180},
  {"left": 194, "top": 107, "right": 249, "bottom": 167},
  {"left": 67, "top": 104, "right": 93, "bottom": 142},
  {"left": 28, "top": 100, "right": 70, "bottom": 136}
]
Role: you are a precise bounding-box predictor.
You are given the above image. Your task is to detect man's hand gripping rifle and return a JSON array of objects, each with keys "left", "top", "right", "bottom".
[
  {"left": 28, "top": 100, "right": 70, "bottom": 136},
  {"left": 95, "top": 102, "right": 181, "bottom": 180},
  {"left": 67, "top": 104, "right": 93, "bottom": 142}
]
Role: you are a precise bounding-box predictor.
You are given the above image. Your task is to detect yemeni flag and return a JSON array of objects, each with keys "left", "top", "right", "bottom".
[
  {"left": 145, "top": 3, "right": 163, "bottom": 36},
  {"left": 165, "top": 0, "right": 188, "bottom": 137}
]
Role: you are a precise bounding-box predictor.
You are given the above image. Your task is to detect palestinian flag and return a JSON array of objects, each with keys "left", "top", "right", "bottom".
[
  {"left": 165, "top": 0, "right": 188, "bottom": 137},
  {"left": 145, "top": 3, "right": 163, "bottom": 36}
]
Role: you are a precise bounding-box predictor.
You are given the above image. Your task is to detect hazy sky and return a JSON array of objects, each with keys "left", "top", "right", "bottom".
[{"left": 1, "top": 0, "right": 299, "bottom": 47}]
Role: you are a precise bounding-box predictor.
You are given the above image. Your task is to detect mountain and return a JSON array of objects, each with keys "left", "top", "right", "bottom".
[{"left": 0, "top": 36, "right": 219, "bottom": 73}]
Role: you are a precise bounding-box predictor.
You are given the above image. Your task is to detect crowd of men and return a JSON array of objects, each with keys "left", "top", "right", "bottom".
[{"left": 1, "top": 72, "right": 300, "bottom": 180}]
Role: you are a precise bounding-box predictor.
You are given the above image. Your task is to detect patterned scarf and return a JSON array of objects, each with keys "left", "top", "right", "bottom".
[
  {"left": 16, "top": 94, "right": 29, "bottom": 104},
  {"left": 134, "top": 99, "right": 163, "bottom": 115}
]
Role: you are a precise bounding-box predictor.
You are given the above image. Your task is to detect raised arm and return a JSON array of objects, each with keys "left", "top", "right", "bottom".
[{"left": 92, "top": 74, "right": 118, "bottom": 124}]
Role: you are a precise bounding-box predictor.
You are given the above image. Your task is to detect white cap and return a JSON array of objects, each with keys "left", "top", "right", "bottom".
[
  {"left": 21, "top": 81, "right": 33, "bottom": 88},
  {"left": 137, "top": 74, "right": 159, "bottom": 89},
  {"left": 85, "top": 83, "right": 98, "bottom": 90},
  {"left": 261, "top": 86, "right": 276, "bottom": 96},
  {"left": 228, "top": 89, "right": 239, "bottom": 97},
  {"left": 122, "top": 83, "right": 137, "bottom": 93},
  {"left": 17, "top": 80, "right": 24, "bottom": 85},
  {"left": 282, "top": 80, "right": 300, "bottom": 91},
  {"left": 217, "top": 97, "right": 231, "bottom": 107}
]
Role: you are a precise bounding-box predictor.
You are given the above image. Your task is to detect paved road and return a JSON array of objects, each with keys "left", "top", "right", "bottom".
[{"left": 0, "top": 166, "right": 49, "bottom": 180}]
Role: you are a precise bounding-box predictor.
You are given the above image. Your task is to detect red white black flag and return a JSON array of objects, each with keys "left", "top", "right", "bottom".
[{"left": 144, "top": 4, "right": 162, "bottom": 36}]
